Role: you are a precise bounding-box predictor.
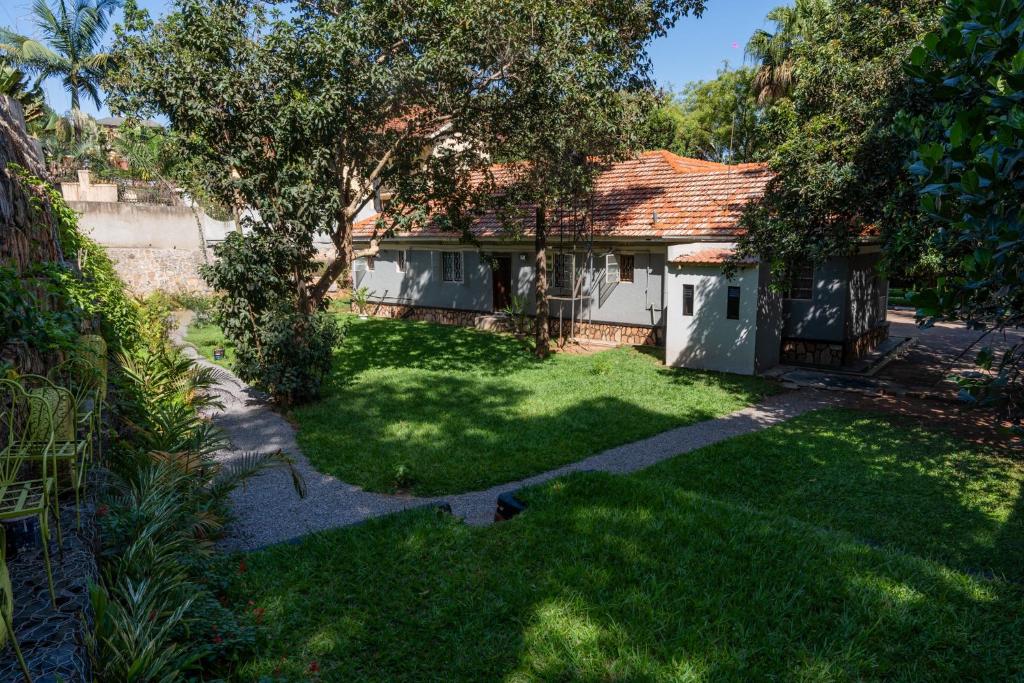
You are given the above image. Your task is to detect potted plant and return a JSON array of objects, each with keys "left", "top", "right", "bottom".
[{"left": 352, "top": 286, "right": 371, "bottom": 319}]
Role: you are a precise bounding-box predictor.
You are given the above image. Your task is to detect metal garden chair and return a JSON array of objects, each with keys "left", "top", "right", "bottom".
[
  {"left": 0, "top": 379, "right": 62, "bottom": 608},
  {"left": 18, "top": 375, "right": 90, "bottom": 529},
  {"left": 0, "top": 526, "right": 32, "bottom": 681}
]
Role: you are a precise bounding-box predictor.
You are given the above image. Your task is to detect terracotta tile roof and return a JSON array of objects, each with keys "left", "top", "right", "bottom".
[
  {"left": 669, "top": 248, "right": 758, "bottom": 267},
  {"left": 354, "top": 150, "right": 772, "bottom": 242}
]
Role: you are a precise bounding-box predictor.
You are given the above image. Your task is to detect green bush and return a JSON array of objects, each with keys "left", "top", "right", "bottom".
[{"left": 201, "top": 232, "right": 344, "bottom": 406}]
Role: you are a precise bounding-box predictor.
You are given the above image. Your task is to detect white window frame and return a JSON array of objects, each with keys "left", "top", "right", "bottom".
[
  {"left": 441, "top": 251, "right": 464, "bottom": 283},
  {"left": 396, "top": 249, "right": 408, "bottom": 273},
  {"left": 605, "top": 253, "right": 620, "bottom": 284}
]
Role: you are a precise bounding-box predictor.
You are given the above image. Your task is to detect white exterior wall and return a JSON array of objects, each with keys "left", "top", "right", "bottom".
[{"left": 664, "top": 243, "right": 760, "bottom": 375}]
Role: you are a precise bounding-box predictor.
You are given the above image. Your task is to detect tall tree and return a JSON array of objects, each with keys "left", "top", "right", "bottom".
[
  {"left": 668, "top": 65, "right": 768, "bottom": 162},
  {"left": 108, "top": 0, "right": 706, "bottom": 392},
  {"left": 0, "top": 0, "right": 121, "bottom": 111},
  {"left": 734, "top": 0, "right": 941, "bottom": 281},
  {"left": 745, "top": 0, "right": 821, "bottom": 104},
  {"left": 906, "top": 0, "right": 1024, "bottom": 426}
]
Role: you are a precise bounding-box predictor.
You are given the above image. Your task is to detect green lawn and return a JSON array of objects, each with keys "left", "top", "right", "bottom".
[
  {"left": 188, "top": 315, "right": 774, "bottom": 495},
  {"left": 186, "top": 321, "right": 236, "bottom": 366},
  {"left": 236, "top": 409, "right": 1024, "bottom": 681}
]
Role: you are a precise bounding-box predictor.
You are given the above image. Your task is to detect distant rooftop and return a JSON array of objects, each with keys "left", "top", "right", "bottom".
[{"left": 95, "top": 116, "right": 163, "bottom": 129}]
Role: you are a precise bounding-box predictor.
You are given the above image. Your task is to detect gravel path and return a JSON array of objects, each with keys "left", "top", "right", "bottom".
[{"left": 173, "top": 315, "right": 836, "bottom": 550}]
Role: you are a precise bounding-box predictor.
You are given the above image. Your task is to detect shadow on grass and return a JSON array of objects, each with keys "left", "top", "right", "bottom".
[
  {"left": 295, "top": 369, "right": 733, "bottom": 495},
  {"left": 640, "top": 408, "right": 1024, "bottom": 583},
  {"left": 240, "top": 470, "right": 1024, "bottom": 681},
  {"left": 329, "top": 316, "right": 538, "bottom": 380}
]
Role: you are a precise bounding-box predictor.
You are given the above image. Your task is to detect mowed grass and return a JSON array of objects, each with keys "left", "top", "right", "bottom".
[
  {"left": 186, "top": 322, "right": 235, "bottom": 366},
  {"left": 237, "top": 410, "right": 1024, "bottom": 681},
  {"left": 191, "top": 314, "right": 774, "bottom": 495}
]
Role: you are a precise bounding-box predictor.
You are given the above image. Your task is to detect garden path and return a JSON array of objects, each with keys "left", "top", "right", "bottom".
[{"left": 172, "top": 315, "right": 837, "bottom": 550}]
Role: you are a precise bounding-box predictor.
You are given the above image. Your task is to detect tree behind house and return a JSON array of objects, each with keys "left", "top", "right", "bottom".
[{"left": 108, "top": 0, "right": 707, "bottom": 390}]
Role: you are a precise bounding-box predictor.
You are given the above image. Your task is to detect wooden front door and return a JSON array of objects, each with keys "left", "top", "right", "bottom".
[{"left": 492, "top": 256, "right": 512, "bottom": 311}]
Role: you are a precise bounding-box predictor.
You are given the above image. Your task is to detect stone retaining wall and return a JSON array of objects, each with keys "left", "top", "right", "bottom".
[
  {"left": 781, "top": 322, "right": 890, "bottom": 368},
  {"left": 844, "top": 322, "right": 890, "bottom": 364},
  {"left": 107, "top": 247, "right": 212, "bottom": 295},
  {"left": 780, "top": 338, "right": 844, "bottom": 367},
  {"left": 365, "top": 302, "right": 663, "bottom": 346}
]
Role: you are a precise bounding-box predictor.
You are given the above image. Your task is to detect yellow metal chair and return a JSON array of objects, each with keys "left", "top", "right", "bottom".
[
  {"left": 0, "top": 379, "right": 62, "bottom": 608},
  {"left": 0, "top": 526, "right": 32, "bottom": 681},
  {"left": 19, "top": 375, "right": 89, "bottom": 528}
]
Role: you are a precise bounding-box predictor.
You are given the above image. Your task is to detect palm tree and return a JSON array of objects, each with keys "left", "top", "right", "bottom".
[
  {"left": 745, "top": 0, "right": 821, "bottom": 105},
  {"left": 0, "top": 0, "right": 121, "bottom": 111}
]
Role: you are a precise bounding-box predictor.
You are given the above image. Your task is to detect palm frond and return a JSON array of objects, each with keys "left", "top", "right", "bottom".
[{"left": 207, "top": 449, "right": 307, "bottom": 502}]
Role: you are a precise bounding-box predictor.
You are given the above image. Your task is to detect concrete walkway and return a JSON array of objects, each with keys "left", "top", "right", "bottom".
[{"left": 173, "top": 316, "right": 837, "bottom": 550}]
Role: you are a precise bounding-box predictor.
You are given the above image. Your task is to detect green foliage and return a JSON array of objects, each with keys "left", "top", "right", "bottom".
[
  {"left": 200, "top": 231, "right": 344, "bottom": 405},
  {"left": 734, "top": 0, "right": 941, "bottom": 282},
  {"left": 91, "top": 345, "right": 304, "bottom": 680},
  {"left": 647, "top": 66, "right": 772, "bottom": 162},
  {"left": 0, "top": 0, "right": 120, "bottom": 110},
  {"left": 350, "top": 286, "right": 370, "bottom": 316},
  {"left": 0, "top": 264, "right": 80, "bottom": 351},
  {"left": 906, "top": 0, "right": 1024, "bottom": 424}
]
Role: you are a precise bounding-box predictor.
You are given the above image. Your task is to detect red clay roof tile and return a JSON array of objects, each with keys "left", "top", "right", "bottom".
[{"left": 354, "top": 150, "right": 772, "bottom": 242}]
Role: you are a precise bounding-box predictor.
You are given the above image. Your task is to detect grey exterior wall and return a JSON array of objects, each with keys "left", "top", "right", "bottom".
[
  {"left": 781, "top": 252, "right": 887, "bottom": 344},
  {"left": 755, "top": 263, "right": 783, "bottom": 372},
  {"left": 781, "top": 257, "right": 849, "bottom": 342},
  {"left": 354, "top": 248, "right": 492, "bottom": 312},
  {"left": 354, "top": 243, "right": 665, "bottom": 327},
  {"left": 845, "top": 252, "right": 888, "bottom": 338}
]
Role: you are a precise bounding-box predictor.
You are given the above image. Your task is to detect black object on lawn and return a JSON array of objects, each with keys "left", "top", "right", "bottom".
[{"left": 494, "top": 492, "right": 526, "bottom": 522}]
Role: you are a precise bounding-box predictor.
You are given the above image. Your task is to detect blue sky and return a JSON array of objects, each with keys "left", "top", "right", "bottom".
[{"left": 1, "top": 0, "right": 783, "bottom": 117}]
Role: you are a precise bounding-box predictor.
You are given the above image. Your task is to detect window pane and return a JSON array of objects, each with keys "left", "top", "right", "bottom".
[
  {"left": 397, "top": 250, "right": 407, "bottom": 272},
  {"left": 366, "top": 255, "right": 375, "bottom": 271},
  {"left": 453, "top": 253, "right": 463, "bottom": 281},
  {"left": 727, "top": 286, "right": 741, "bottom": 320},
  {"left": 787, "top": 263, "right": 814, "bottom": 300},
  {"left": 620, "top": 254, "right": 634, "bottom": 282},
  {"left": 605, "top": 253, "right": 620, "bottom": 284},
  {"left": 683, "top": 284, "right": 694, "bottom": 316},
  {"left": 442, "top": 252, "right": 454, "bottom": 281}
]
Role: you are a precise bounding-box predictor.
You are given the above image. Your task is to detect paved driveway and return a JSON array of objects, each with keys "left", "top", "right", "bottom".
[{"left": 879, "top": 310, "right": 1024, "bottom": 389}]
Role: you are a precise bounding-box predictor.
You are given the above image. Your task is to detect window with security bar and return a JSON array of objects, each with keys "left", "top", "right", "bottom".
[
  {"left": 442, "top": 251, "right": 463, "bottom": 282},
  {"left": 553, "top": 253, "right": 573, "bottom": 290},
  {"left": 787, "top": 263, "right": 814, "bottom": 300}
]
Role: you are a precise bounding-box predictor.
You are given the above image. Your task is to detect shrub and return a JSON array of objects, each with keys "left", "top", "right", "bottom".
[{"left": 201, "top": 232, "right": 344, "bottom": 406}]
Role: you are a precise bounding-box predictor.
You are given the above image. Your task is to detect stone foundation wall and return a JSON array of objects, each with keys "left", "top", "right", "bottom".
[
  {"left": 366, "top": 302, "right": 663, "bottom": 346},
  {"left": 107, "top": 247, "right": 212, "bottom": 295},
  {"left": 782, "top": 322, "right": 891, "bottom": 368},
  {"left": 780, "top": 338, "right": 844, "bottom": 367},
  {"left": 844, "top": 322, "right": 890, "bottom": 364}
]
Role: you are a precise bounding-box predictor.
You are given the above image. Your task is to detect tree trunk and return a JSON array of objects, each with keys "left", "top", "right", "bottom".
[
  {"left": 308, "top": 216, "right": 354, "bottom": 311},
  {"left": 534, "top": 204, "right": 550, "bottom": 359}
]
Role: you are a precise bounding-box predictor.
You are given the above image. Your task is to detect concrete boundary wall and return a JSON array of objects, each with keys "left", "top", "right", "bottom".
[{"left": 71, "top": 201, "right": 237, "bottom": 294}]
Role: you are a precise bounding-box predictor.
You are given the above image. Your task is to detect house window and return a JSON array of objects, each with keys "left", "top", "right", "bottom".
[
  {"left": 727, "top": 286, "right": 741, "bottom": 320},
  {"left": 366, "top": 255, "right": 375, "bottom": 271},
  {"left": 787, "top": 263, "right": 814, "bottom": 300},
  {"left": 619, "top": 254, "right": 635, "bottom": 283},
  {"left": 605, "top": 253, "right": 620, "bottom": 284},
  {"left": 553, "top": 253, "right": 572, "bottom": 289},
  {"left": 442, "top": 251, "right": 463, "bottom": 282},
  {"left": 683, "top": 284, "right": 694, "bottom": 316},
  {"left": 396, "top": 250, "right": 407, "bottom": 273}
]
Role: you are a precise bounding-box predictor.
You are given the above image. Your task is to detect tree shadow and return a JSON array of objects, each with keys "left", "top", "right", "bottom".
[
  {"left": 328, "top": 315, "right": 538, "bottom": 381},
  {"left": 241, "top": 470, "right": 1024, "bottom": 681},
  {"left": 639, "top": 407, "right": 1024, "bottom": 583},
  {"left": 294, "top": 370, "right": 735, "bottom": 495}
]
